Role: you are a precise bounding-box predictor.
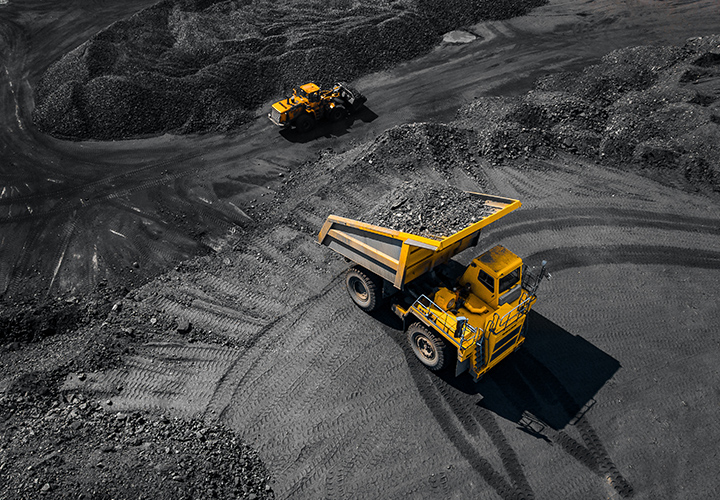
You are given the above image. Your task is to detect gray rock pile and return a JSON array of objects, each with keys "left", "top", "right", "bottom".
[
  {"left": 0, "top": 390, "right": 274, "bottom": 499},
  {"left": 364, "top": 183, "right": 491, "bottom": 238},
  {"left": 458, "top": 35, "right": 720, "bottom": 191}
]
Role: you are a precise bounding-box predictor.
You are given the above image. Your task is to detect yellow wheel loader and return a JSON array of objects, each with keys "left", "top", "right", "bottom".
[
  {"left": 268, "top": 82, "right": 366, "bottom": 132},
  {"left": 318, "top": 193, "right": 549, "bottom": 380}
]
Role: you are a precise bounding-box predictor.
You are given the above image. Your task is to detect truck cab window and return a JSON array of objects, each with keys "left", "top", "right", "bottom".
[
  {"left": 477, "top": 269, "right": 494, "bottom": 292},
  {"left": 499, "top": 267, "right": 520, "bottom": 295}
]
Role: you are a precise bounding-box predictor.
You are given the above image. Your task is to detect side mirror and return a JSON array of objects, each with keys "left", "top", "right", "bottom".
[{"left": 455, "top": 316, "right": 468, "bottom": 339}]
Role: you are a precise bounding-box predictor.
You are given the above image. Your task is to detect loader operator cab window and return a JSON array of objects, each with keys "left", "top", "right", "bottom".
[
  {"left": 477, "top": 270, "right": 494, "bottom": 293},
  {"left": 499, "top": 267, "right": 520, "bottom": 295},
  {"left": 307, "top": 91, "right": 319, "bottom": 103}
]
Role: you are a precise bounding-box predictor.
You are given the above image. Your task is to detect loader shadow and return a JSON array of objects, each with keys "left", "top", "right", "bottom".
[
  {"left": 279, "top": 105, "right": 379, "bottom": 143},
  {"left": 440, "top": 310, "right": 621, "bottom": 430}
]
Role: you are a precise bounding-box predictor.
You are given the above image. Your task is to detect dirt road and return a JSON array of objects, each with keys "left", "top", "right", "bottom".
[{"left": 2, "top": 0, "right": 720, "bottom": 499}]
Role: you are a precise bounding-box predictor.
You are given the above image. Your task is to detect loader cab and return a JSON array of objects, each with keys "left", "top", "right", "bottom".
[
  {"left": 295, "top": 83, "right": 321, "bottom": 103},
  {"left": 460, "top": 245, "right": 523, "bottom": 310}
]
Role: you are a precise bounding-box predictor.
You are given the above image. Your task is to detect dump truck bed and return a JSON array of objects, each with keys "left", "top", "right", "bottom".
[{"left": 318, "top": 192, "right": 521, "bottom": 289}]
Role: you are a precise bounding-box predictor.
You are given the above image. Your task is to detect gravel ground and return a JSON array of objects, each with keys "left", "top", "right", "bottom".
[
  {"left": 32, "top": 0, "right": 546, "bottom": 140},
  {"left": 0, "top": 391, "right": 273, "bottom": 500},
  {"left": 0, "top": 294, "right": 275, "bottom": 500}
]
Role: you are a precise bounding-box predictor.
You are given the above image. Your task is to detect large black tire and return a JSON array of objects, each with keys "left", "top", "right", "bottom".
[
  {"left": 345, "top": 266, "right": 382, "bottom": 312},
  {"left": 328, "top": 105, "right": 346, "bottom": 122},
  {"left": 295, "top": 113, "right": 315, "bottom": 133},
  {"left": 407, "top": 323, "right": 448, "bottom": 371}
]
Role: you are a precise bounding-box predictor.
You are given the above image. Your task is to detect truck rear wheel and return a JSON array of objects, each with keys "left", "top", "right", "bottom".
[
  {"left": 345, "top": 266, "right": 382, "bottom": 312},
  {"left": 408, "top": 323, "right": 448, "bottom": 371},
  {"left": 295, "top": 113, "right": 315, "bottom": 132}
]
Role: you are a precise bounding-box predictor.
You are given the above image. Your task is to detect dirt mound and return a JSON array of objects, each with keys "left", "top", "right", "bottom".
[
  {"left": 32, "top": 0, "right": 546, "bottom": 140},
  {"left": 457, "top": 35, "right": 720, "bottom": 191}
]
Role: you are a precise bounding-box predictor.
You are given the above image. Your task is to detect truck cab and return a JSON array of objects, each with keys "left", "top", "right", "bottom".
[{"left": 462, "top": 245, "right": 523, "bottom": 309}]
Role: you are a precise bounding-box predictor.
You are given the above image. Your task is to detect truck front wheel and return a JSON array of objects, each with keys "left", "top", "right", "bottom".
[
  {"left": 345, "top": 266, "right": 382, "bottom": 312},
  {"left": 295, "top": 113, "right": 315, "bottom": 133},
  {"left": 408, "top": 323, "right": 448, "bottom": 371},
  {"left": 329, "top": 105, "right": 346, "bottom": 122}
]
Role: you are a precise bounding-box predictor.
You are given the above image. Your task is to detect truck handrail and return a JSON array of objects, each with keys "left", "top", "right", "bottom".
[{"left": 411, "top": 295, "right": 481, "bottom": 344}]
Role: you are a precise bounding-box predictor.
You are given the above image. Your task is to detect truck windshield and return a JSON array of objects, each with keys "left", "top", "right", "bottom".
[{"left": 499, "top": 267, "right": 520, "bottom": 294}]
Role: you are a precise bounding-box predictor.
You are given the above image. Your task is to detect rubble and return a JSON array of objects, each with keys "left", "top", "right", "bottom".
[
  {"left": 364, "top": 183, "right": 491, "bottom": 238},
  {"left": 458, "top": 35, "right": 720, "bottom": 191},
  {"left": 0, "top": 391, "right": 274, "bottom": 500}
]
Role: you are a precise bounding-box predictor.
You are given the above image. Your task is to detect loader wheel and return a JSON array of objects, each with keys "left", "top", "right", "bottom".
[
  {"left": 295, "top": 113, "right": 315, "bottom": 133},
  {"left": 408, "top": 323, "right": 448, "bottom": 371},
  {"left": 329, "top": 106, "right": 346, "bottom": 122},
  {"left": 345, "top": 266, "right": 382, "bottom": 312}
]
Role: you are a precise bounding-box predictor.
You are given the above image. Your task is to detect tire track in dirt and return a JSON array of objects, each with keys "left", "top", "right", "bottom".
[
  {"left": 525, "top": 244, "right": 720, "bottom": 272},
  {"left": 488, "top": 350, "right": 635, "bottom": 497},
  {"left": 0, "top": 152, "right": 204, "bottom": 206},
  {"left": 45, "top": 210, "right": 78, "bottom": 299},
  {"left": 145, "top": 295, "right": 263, "bottom": 340},
  {"left": 64, "top": 342, "right": 242, "bottom": 418},
  {"left": 195, "top": 274, "right": 287, "bottom": 316},
  {"left": 0, "top": 165, "right": 203, "bottom": 223},
  {"left": 407, "top": 360, "right": 532, "bottom": 500},
  {"left": 2, "top": 220, "right": 43, "bottom": 297},
  {"left": 203, "top": 277, "right": 419, "bottom": 498},
  {"left": 492, "top": 208, "right": 720, "bottom": 243},
  {"left": 326, "top": 414, "right": 404, "bottom": 500},
  {"left": 200, "top": 275, "right": 349, "bottom": 422}
]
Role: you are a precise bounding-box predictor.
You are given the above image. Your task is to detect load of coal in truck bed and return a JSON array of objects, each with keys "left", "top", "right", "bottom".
[{"left": 363, "top": 183, "right": 493, "bottom": 239}]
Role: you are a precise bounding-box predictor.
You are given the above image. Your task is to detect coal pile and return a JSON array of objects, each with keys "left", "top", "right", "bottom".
[
  {"left": 307, "top": 121, "right": 487, "bottom": 229},
  {"left": 458, "top": 35, "right": 720, "bottom": 191},
  {"left": 364, "top": 183, "right": 491, "bottom": 238},
  {"left": 360, "top": 122, "right": 478, "bottom": 176},
  {"left": 32, "top": 0, "right": 546, "bottom": 140}
]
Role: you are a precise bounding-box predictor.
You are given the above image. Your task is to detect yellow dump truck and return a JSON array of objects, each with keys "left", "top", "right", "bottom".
[{"left": 318, "top": 192, "right": 549, "bottom": 380}]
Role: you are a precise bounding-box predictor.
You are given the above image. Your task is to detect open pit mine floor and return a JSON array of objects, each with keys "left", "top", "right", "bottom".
[{"left": 2, "top": 0, "right": 720, "bottom": 499}]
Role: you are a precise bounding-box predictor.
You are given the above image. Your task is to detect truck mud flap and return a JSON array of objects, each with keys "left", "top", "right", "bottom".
[{"left": 455, "top": 357, "right": 470, "bottom": 376}]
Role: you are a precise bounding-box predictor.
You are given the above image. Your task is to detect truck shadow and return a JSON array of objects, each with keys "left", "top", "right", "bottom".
[
  {"left": 442, "top": 310, "right": 620, "bottom": 430},
  {"left": 279, "top": 105, "right": 379, "bottom": 143}
]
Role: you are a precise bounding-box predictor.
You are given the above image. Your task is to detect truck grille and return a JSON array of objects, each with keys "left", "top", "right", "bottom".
[
  {"left": 489, "top": 326, "right": 522, "bottom": 364},
  {"left": 270, "top": 108, "right": 282, "bottom": 124}
]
